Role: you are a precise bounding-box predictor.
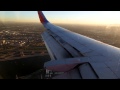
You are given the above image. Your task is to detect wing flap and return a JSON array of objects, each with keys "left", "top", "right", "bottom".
[
  {"left": 78, "top": 63, "right": 98, "bottom": 79},
  {"left": 90, "top": 62, "right": 118, "bottom": 79}
]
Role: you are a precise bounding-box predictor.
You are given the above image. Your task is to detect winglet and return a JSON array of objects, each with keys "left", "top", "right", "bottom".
[{"left": 38, "top": 11, "right": 49, "bottom": 24}]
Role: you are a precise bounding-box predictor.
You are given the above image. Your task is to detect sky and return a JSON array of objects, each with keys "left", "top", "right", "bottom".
[{"left": 0, "top": 11, "right": 120, "bottom": 25}]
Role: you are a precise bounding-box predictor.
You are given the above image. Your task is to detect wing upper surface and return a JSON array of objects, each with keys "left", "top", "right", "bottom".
[{"left": 38, "top": 11, "right": 120, "bottom": 79}]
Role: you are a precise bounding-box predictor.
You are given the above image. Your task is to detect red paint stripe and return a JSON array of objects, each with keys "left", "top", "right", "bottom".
[{"left": 38, "top": 11, "right": 45, "bottom": 23}]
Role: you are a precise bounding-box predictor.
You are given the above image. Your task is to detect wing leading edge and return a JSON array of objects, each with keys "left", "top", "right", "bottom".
[{"left": 38, "top": 11, "right": 120, "bottom": 79}]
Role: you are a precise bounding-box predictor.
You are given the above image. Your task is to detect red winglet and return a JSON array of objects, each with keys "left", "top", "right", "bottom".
[{"left": 38, "top": 11, "right": 49, "bottom": 24}]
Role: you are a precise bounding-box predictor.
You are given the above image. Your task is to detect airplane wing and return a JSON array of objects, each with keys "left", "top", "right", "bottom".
[{"left": 38, "top": 11, "right": 120, "bottom": 79}]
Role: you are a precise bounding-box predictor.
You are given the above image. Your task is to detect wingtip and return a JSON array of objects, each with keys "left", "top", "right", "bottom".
[{"left": 38, "top": 11, "right": 49, "bottom": 24}]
